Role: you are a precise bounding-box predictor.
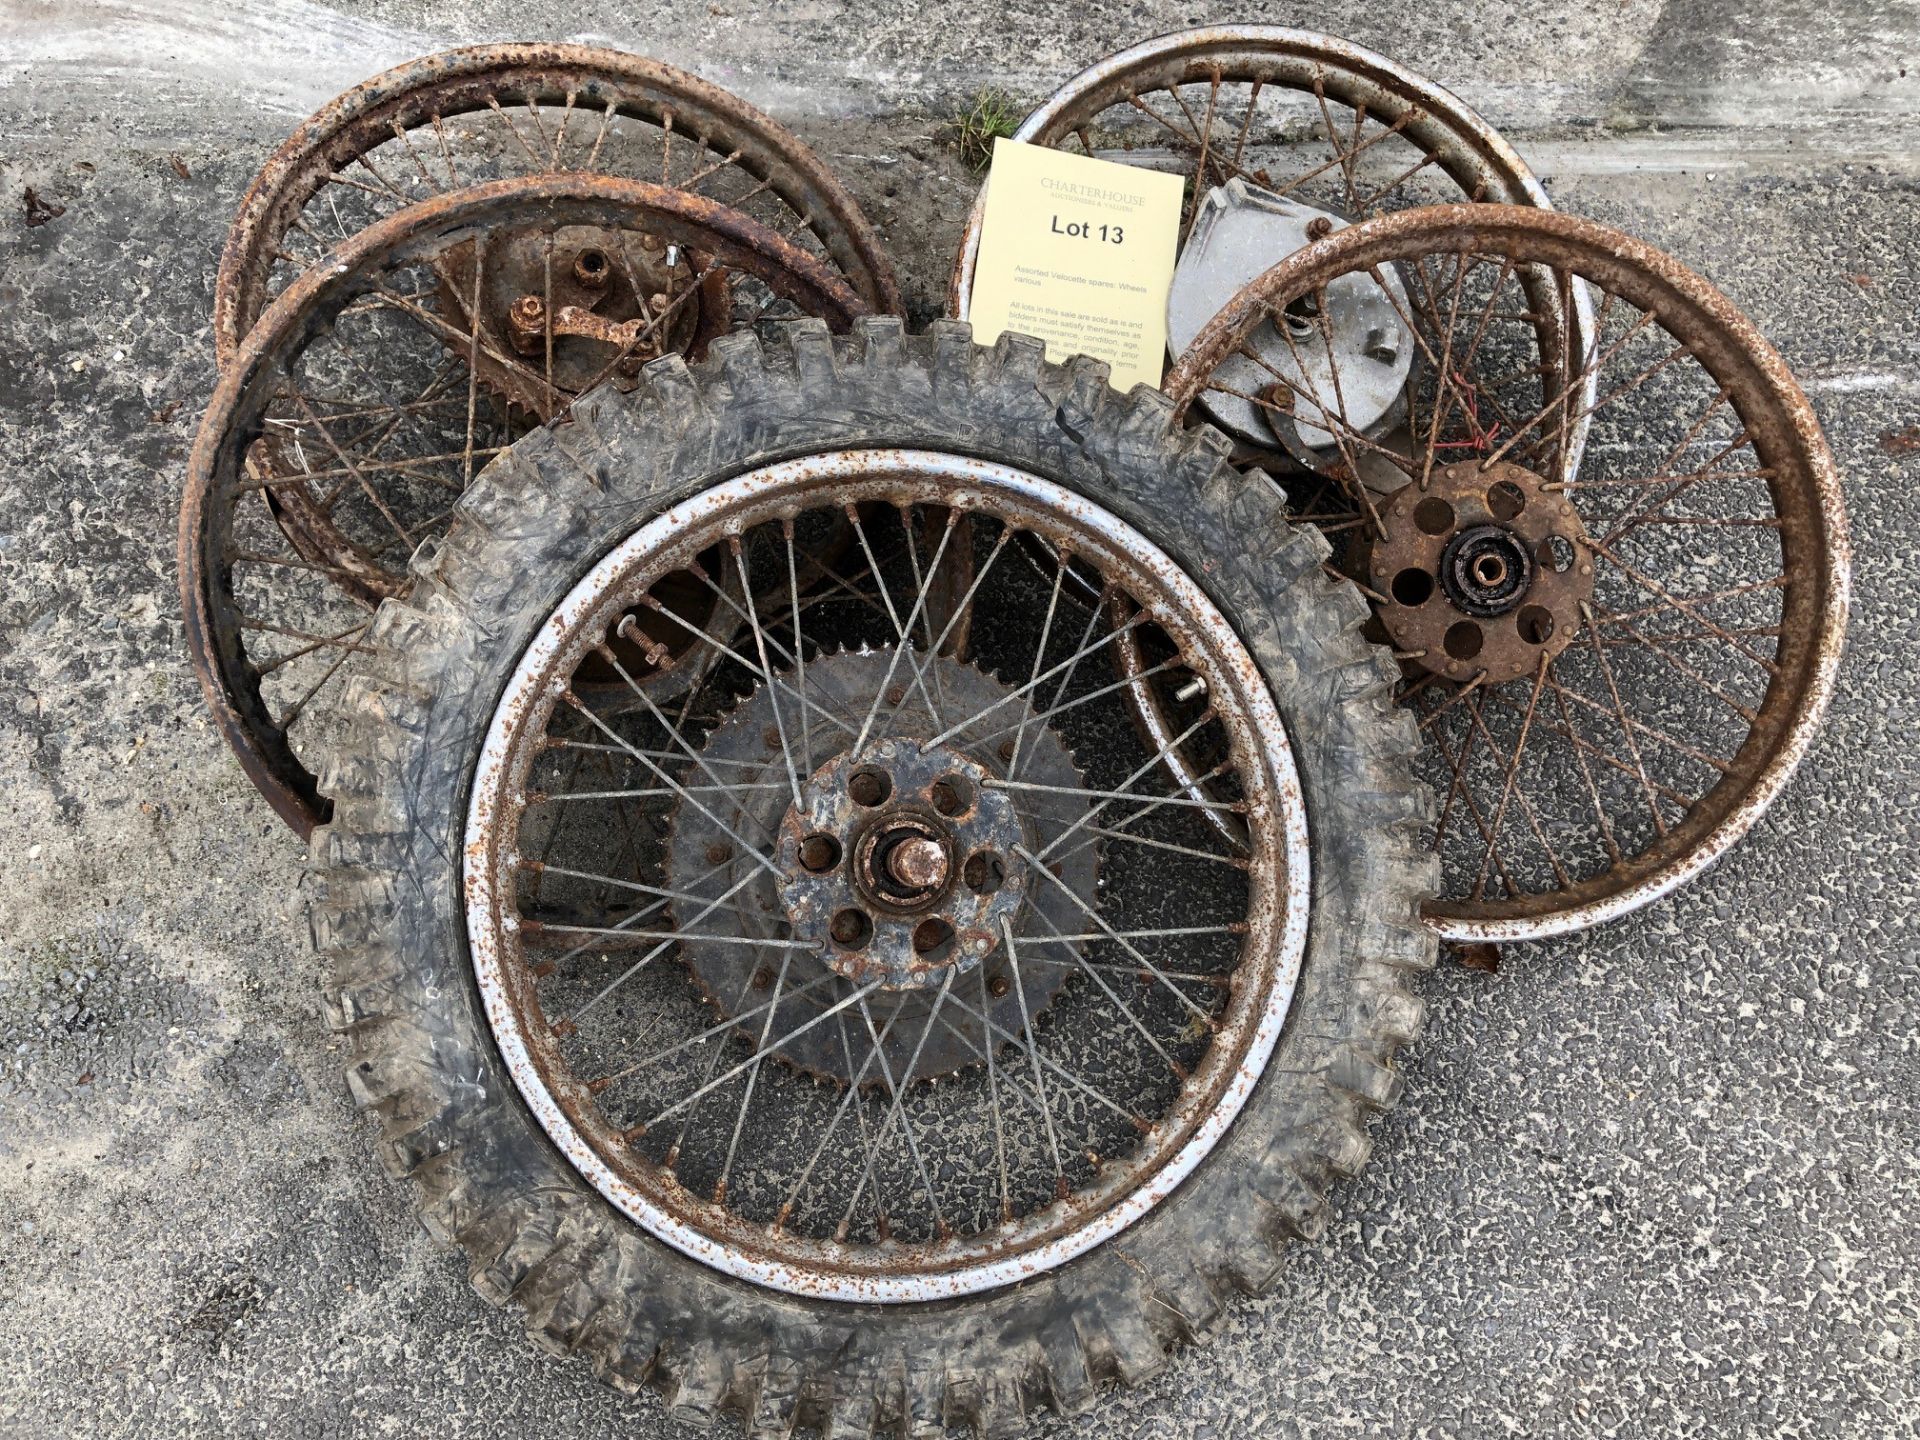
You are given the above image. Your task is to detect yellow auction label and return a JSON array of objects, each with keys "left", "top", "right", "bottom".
[{"left": 966, "top": 138, "right": 1185, "bottom": 392}]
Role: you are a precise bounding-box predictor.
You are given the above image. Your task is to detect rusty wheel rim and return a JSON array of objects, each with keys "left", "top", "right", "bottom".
[
  {"left": 463, "top": 451, "right": 1310, "bottom": 1301},
  {"left": 180, "top": 175, "right": 867, "bottom": 838},
  {"left": 948, "top": 25, "right": 1592, "bottom": 472},
  {"left": 1166, "top": 205, "right": 1850, "bottom": 941},
  {"left": 215, "top": 42, "right": 900, "bottom": 366}
]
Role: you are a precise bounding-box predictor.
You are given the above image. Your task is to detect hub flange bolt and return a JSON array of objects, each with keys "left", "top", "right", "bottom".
[
  {"left": 507, "top": 294, "right": 546, "bottom": 355},
  {"left": 572, "top": 247, "right": 611, "bottom": 289}
]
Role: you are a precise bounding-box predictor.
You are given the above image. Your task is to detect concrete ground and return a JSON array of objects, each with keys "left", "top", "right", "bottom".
[{"left": 2, "top": 1, "right": 1918, "bottom": 1435}]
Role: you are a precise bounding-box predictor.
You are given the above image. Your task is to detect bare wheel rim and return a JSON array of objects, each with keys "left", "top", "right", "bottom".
[
  {"left": 215, "top": 41, "right": 900, "bottom": 363},
  {"left": 1167, "top": 205, "right": 1850, "bottom": 940},
  {"left": 947, "top": 22, "right": 1592, "bottom": 456},
  {"left": 462, "top": 451, "right": 1311, "bottom": 1301},
  {"left": 180, "top": 175, "right": 867, "bottom": 838}
]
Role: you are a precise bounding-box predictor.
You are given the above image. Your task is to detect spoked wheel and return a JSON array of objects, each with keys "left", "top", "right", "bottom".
[
  {"left": 472, "top": 454, "right": 1310, "bottom": 1296},
  {"left": 1165, "top": 205, "right": 1850, "bottom": 941},
  {"left": 309, "top": 321, "right": 1436, "bottom": 1430},
  {"left": 180, "top": 175, "right": 867, "bottom": 837},
  {"left": 947, "top": 25, "right": 1590, "bottom": 479},
  {"left": 214, "top": 42, "right": 901, "bottom": 366}
]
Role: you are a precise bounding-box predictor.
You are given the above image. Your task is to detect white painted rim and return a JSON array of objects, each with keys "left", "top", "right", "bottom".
[{"left": 463, "top": 450, "right": 1314, "bottom": 1303}]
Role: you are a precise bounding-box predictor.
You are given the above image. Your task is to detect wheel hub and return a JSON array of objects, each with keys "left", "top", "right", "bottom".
[
  {"left": 433, "top": 224, "right": 725, "bottom": 417},
  {"left": 665, "top": 649, "right": 1095, "bottom": 1085},
  {"left": 778, "top": 739, "right": 1028, "bottom": 992},
  {"left": 1166, "top": 178, "right": 1414, "bottom": 460},
  {"left": 1369, "top": 459, "right": 1593, "bottom": 681}
]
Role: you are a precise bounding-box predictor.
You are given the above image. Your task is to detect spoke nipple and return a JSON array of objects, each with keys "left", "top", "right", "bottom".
[
  {"left": 1054, "top": 1175, "right": 1071, "bottom": 1202},
  {"left": 620, "top": 1123, "right": 647, "bottom": 1144},
  {"left": 772, "top": 1202, "right": 792, "bottom": 1231},
  {"left": 529, "top": 960, "right": 557, "bottom": 979},
  {"left": 664, "top": 1142, "right": 680, "bottom": 1169},
  {"left": 586, "top": 1074, "right": 613, "bottom": 1095},
  {"left": 1170, "top": 1059, "right": 1191, "bottom": 1082},
  {"left": 1130, "top": 1115, "right": 1154, "bottom": 1136},
  {"left": 551, "top": 1019, "right": 578, "bottom": 1039},
  {"left": 711, "top": 1177, "right": 727, "bottom": 1203}
]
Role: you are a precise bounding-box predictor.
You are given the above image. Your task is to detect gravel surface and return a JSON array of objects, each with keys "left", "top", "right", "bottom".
[{"left": 2, "top": 2, "right": 1917, "bottom": 1435}]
